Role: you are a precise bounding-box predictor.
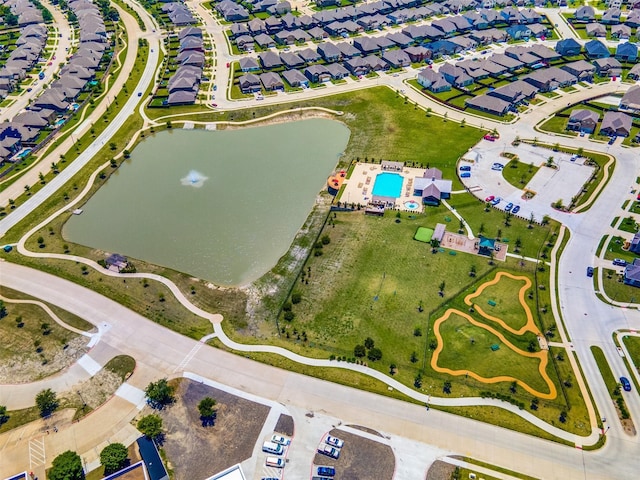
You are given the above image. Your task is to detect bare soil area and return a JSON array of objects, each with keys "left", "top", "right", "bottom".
[
  {"left": 274, "top": 414, "right": 294, "bottom": 436},
  {"left": 313, "top": 428, "right": 394, "bottom": 480},
  {"left": 160, "top": 379, "right": 270, "bottom": 480},
  {"left": 425, "top": 460, "right": 456, "bottom": 480},
  {"left": 345, "top": 424, "right": 384, "bottom": 437}
]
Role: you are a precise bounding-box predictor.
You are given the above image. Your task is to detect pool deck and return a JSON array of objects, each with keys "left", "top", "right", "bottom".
[{"left": 340, "top": 163, "right": 425, "bottom": 212}]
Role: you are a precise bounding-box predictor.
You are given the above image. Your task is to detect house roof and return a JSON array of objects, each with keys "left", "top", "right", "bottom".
[
  {"left": 465, "top": 94, "right": 510, "bottom": 114},
  {"left": 621, "top": 85, "right": 640, "bottom": 110},
  {"left": 137, "top": 437, "right": 169, "bottom": 480},
  {"left": 584, "top": 39, "right": 610, "bottom": 57},
  {"left": 569, "top": 109, "right": 599, "bottom": 123},
  {"left": 281, "top": 69, "right": 307, "bottom": 84},
  {"left": 601, "top": 111, "right": 632, "bottom": 133}
]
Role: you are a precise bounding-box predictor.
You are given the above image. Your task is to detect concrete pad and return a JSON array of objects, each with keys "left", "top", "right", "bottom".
[
  {"left": 115, "top": 383, "right": 146, "bottom": 409},
  {"left": 77, "top": 354, "right": 101, "bottom": 376}
]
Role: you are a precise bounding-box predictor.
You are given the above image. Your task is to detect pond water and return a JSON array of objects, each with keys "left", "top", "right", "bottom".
[{"left": 64, "top": 119, "right": 350, "bottom": 286}]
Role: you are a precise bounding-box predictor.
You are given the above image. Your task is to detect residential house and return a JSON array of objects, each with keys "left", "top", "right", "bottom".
[
  {"left": 238, "top": 57, "right": 260, "bottom": 72},
  {"left": 336, "top": 42, "right": 361, "bottom": 59},
  {"left": 585, "top": 23, "right": 607, "bottom": 37},
  {"left": 404, "top": 45, "right": 432, "bottom": 63},
  {"left": 179, "top": 27, "right": 202, "bottom": 41},
  {"left": 616, "top": 42, "right": 638, "bottom": 62},
  {"left": 230, "top": 23, "right": 249, "bottom": 38},
  {"left": 429, "top": 40, "right": 462, "bottom": 57},
  {"left": 490, "top": 53, "right": 524, "bottom": 71},
  {"left": 439, "top": 63, "right": 474, "bottom": 87},
  {"left": 465, "top": 94, "right": 511, "bottom": 115},
  {"left": 506, "top": 24, "right": 532, "bottom": 40},
  {"left": 318, "top": 42, "right": 341, "bottom": 62},
  {"left": 307, "top": 26, "right": 328, "bottom": 40},
  {"left": 629, "top": 232, "right": 640, "bottom": 254},
  {"left": 561, "top": 60, "right": 596, "bottom": 82},
  {"left": 627, "top": 64, "right": 640, "bottom": 81},
  {"left": 413, "top": 168, "right": 452, "bottom": 206},
  {"left": 417, "top": 68, "right": 451, "bottom": 92},
  {"left": 385, "top": 32, "right": 412, "bottom": 48},
  {"left": 375, "top": 36, "right": 396, "bottom": 51},
  {"left": 489, "top": 80, "right": 538, "bottom": 104},
  {"left": 178, "top": 51, "right": 205, "bottom": 67},
  {"left": 620, "top": 85, "right": 640, "bottom": 111},
  {"left": 235, "top": 35, "right": 254, "bottom": 51},
  {"left": 567, "top": 109, "right": 599, "bottom": 133},
  {"left": 528, "top": 23, "right": 550, "bottom": 38},
  {"left": 505, "top": 46, "right": 542, "bottom": 66},
  {"left": 611, "top": 24, "right": 631, "bottom": 39},
  {"left": 281, "top": 69, "right": 309, "bottom": 87},
  {"left": 556, "top": 38, "right": 582, "bottom": 56},
  {"left": 584, "top": 40, "right": 610, "bottom": 58},
  {"left": 298, "top": 48, "right": 321, "bottom": 64},
  {"left": 600, "top": 111, "right": 632, "bottom": 136},
  {"left": 280, "top": 52, "right": 304, "bottom": 69},
  {"left": 248, "top": 18, "right": 266, "bottom": 35},
  {"left": 593, "top": 57, "right": 622, "bottom": 77},
  {"left": 601, "top": 7, "right": 621, "bottom": 24},
  {"left": 382, "top": 49, "right": 411, "bottom": 68},
  {"left": 623, "top": 258, "right": 640, "bottom": 287},
  {"left": 304, "top": 64, "right": 331, "bottom": 83},
  {"left": 431, "top": 18, "right": 458, "bottom": 37},
  {"left": 326, "top": 62, "right": 350, "bottom": 79},
  {"left": 260, "top": 72, "right": 284, "bottom": 91},
  {"left": 253, "top": 33, "right": 275, "bottom": 49},
  {"left": 625, "top": 9, "right": 640, "bottom": 27},
  {"left": 238, "top": 73, "right": 261, "bottom": 93},
  {"left": 522, "top": 66, "right": 577, "bottom": 91},
  {"left": 574, "top": 5, "right": 595, "bottom": 22},
  {"left": 265, "top": 16, "right": 284, "bottom": 33},
  {"left": 259, "top": 51, "right": 283, "bottom": 69},
  {"left": 354, "top": 37, "right": 381, "bottom": 55}
]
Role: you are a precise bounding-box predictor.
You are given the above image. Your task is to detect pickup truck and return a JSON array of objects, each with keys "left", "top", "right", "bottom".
[{"left": 318, "top": 444, "right": 340, "bottom": 459}]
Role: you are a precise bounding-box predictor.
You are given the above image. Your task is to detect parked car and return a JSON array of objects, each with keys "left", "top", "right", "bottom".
[
  {"left": 613, "top": 258, "right": 628, "bottom": 267},
  {"left": 325, "top": 435, "right": 344, "bottom": 448},
  {"left": 608, "top": 137, "right": 615, "bottom": 145},
  {"left": 512, "top": 205, "right": 520, "bottom": 214},
  {"left": 587, "top": 266, "right": 594, "bottom": 277},
  {"left": 505, "top": 202, "right": 514, "bottom": 212},
  {"left": 485, "top": 195, "right": 495, "bottom": 203},
  {"left": 271, "top": 434, "right": 290, "bottom": 446},
  {"left": 491, "top": 163, "right": 504, "bottom": 171},
  {"left": 491, "top": 197, "right": 501, "bottom": 206},
  {"left": 460, "top": 172, "right": 471, "bottom": 178},
  {"left": 318, "top": 444, "right": 340, "bottom": 459},
  {"left": 483, "top": 134, "right": 496, "bottom": 142},
  {"left": 620, "top": 376, "right": 631, "bottom": 391},
  {"left": 317, "top": 466, "right": 336, "bottom": 477},
  {"left": 459, "top": 165, "right": 471, "bottom": 171}
]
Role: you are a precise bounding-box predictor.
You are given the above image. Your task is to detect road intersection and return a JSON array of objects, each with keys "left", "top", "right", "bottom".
[{"left": 0, "top": 2, "right": 640, "bottom": 479}]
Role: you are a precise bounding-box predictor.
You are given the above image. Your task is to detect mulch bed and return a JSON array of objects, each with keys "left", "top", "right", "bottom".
[
  {"left": 161, "top": 379, "right": 270, "bottom": 480},
  {"left": 274, "top": 413, "right": 294, "bottom": 436},
  {"left": 425, "top": 460, "right": 456, "bottom": 480}
]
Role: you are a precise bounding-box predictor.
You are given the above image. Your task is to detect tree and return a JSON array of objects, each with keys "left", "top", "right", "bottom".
[
  {"left": 354, "top": 344, "right": 366, "bottom": 357},
  {"left": 0, "top": 300, "right": 6, "bottom": 318},
  {"left": 36, "top": 388, "right": 58, "bottom": 417},
  {"left": 515, "top": 238, "right": 522, "bottom": 252},
  {"left": 198, "top": 397, "right": 217, "bottom": 426},
  {"left": 443, "top": 381, "right": 452, "bottom": 394},
  {"left": 410, "top": 351, "right": 418, "bottom": 363},
  {"left": 137, "top": 414, "right": 163, "bottom": 439},
  {"left": 469, "top": 265, "right": 477, "bottom": 277},
  {"left": 144, "top": 378, "right": 174, "bottom": 408},
  {"left": 367, "top": 347, "right": 382, "bottom": 361},
  {"left": 438, "top": 281, "right": 446, "bottom": 297},
  {"left": 100, "top": 443, "right": 128, "bottom": 474},
  {"left": 49, "top": 451, "right": 84, "bottom": 480},
  {"left": 0, "top": 405, "right": 9, "bottom": 426},
  {"left": 364, "top": 337, "right": 375, "bottom": 350}
]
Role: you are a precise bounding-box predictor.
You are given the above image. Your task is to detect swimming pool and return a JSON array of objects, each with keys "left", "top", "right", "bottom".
[
  {"left": 372, "top": 172, "right": 403, "bottom": 198},
  {"left": 404, "top": 200, "right": 420, "bottom": 210}
]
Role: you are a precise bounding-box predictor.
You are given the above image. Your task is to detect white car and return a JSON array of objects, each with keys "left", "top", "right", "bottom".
[
  {"left": 325, "top": 435, "right": 344, "bottom": 448},
  {"left": 271, "top": 434, "right": 290, "bottom": 446}
]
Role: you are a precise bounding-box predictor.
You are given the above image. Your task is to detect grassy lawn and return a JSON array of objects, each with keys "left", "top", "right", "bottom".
[
  {"left": 0, "top": 405, "right": 41, "bottom": 435},
  {"left": 104, "top": 355, "right": 136, "bottom": 381},
  {"left": 602, "top": 236, "right": 639, "bottom": 263},
  {"left": 538, "top": 115, "right": 577, "bottom": 136},
  {"left": 473, "top": 274, "right": 532, "bottom": 332},
  {"left": 618, "top": 216, "right": 638, "bottom": 234},
  {"left": 590, "top": 345, "right": 631, "bottom": 422},
  {"left": 0, "top": 285, "right": 94, "bottom": 331},
  {"left": 622, "top": 335, "right": 640, "bottom": 377},
  {"left": 502, "top": 159, "right": 540, "bottom": 189},
  {"left": 601, "top": 269, "right": 640, "bottom": 303}
]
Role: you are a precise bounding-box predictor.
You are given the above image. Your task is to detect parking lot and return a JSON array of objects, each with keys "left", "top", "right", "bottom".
[{"left": 459, "top": 141, "right": 594, "bottom": 222}]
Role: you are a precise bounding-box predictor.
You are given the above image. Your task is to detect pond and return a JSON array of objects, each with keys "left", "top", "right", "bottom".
[{"left": 64, "top": 119, "right": 350, "bottom": 286}]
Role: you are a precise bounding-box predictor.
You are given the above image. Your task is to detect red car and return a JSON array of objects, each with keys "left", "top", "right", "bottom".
[
  {"left": 483, "top": 134, "right": 496, "bottom": 141},
  {"left": 485, "top": 195, "right": 495, "bottom": 203}
]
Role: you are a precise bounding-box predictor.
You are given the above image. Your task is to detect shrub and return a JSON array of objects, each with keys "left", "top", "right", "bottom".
[{"left": 291, "top": 292, "right": 302, "bottom": 304}]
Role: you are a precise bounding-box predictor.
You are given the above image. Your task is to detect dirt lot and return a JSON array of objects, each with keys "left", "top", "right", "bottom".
[
  {"left": 161, "top": 379, "right": 270, "bottom": 480},
  {"left": 313, "top": 428, "right": 394, "bottom": 480},
  {"left": 274, "top": 413, "right": 294, "bottom": 436},
  {"left": 425, "top": 460, "right": 456, "bottom": 480}
]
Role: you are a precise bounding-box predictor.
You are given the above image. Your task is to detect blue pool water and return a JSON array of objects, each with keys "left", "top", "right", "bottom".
[
  {"left": 372, "top": 172, "right": 403, "bottom": 198},
  {"left": 17, "top": 149, "right": 32, "bottom": 158}
]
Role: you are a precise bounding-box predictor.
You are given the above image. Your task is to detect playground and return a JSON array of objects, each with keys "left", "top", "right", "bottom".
[{"left": 431, "top": 271, "right": 557, "bottom": 400}]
